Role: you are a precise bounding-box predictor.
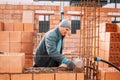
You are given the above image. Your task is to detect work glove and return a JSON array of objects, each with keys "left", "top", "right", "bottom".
[
  {"left": 59, "top": 60, "right": 75, "bottom": 68},
  {"left": 61, "top": 57, "right": 75, "bottom": 68},
  {"left": 73, "top": 57, "right": 84, "bottom": 68}
]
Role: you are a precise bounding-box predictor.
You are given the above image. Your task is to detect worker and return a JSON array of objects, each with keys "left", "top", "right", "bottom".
[{"left": 33, "top": 19, "right": 75, "bottom": 67}]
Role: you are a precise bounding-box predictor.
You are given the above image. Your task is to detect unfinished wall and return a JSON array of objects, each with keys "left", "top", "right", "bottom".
[{"left": 0, "top": 4, "right": 60, "bottom": 68}]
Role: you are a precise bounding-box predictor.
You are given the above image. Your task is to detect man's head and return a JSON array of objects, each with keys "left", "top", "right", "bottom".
[{"left": 59, "top": 19, "right": 71, "bottom": 36}]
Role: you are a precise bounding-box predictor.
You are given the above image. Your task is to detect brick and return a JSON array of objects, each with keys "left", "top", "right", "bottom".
[
  {"left": 23, "top": 5, "right": 29, "bottom": 10},
  {"left": 0, "top": 4, "right": 5, "bottom": 9},
  {"left": 10, "top": 32, "right": 21, "bottom": 42},
  {"left": 0, "top": 31, "right": 9, "bottom": 42},
  {"left": 25, "top": 58, "right": 33, "bottom": 63},
  {"left": 25, "top": 53, "right": 33, "bottom": 55},
  {"left": 0, "top": 54, "right": 9, "bottom": 73},
  {"left": 34, "top": 5, "right": 40, "bottom": 10},
  {"left": 25, "top": 54, "right": 33, "bottom": 59},
  {"left": 0, "top": 22, "right": 4, "bottom": 31},
  {"left": 10, "top": 42, "right": 22, "bottom": 52},
  {"left": 17, "top": 5, "right": 23, "bottom": 10},
  {"left": 22, "top": 32, "right": 33, "bottom": 42},
  {"left": 11, "top": 74, "right": 32, "bottom": 80},
  {"left": 117, "top": 24, "right": 120, "bottom": 32},
  {"left": 28, "top": 5, "right": 34, "bottom": 10},
  {"left": 34, "top": 73, "right": 54, "bottom": 80},
  {"left": 24, "top": 23, "right": 34, "bottom": 32},
  {"left": 5, "top": 5, "right": 14, "bottom": 10},
  {"left": 14, "top": 23, "right": 23, "bottom": 31},
  {"left": 4, "top": 14, "right": 12, "bottom": 19},
  {"left": 99, "top": 70, "right": 105, "bottom": 80},
  {"left": 22, "top": 11, "right": 34, "bottom": 23},
  {"left": 25, "top": 55, "right": 33, "bottom": 66},
  {"left": 0, "top": 74, "right": 10, "bottom": 80},
  {"left": 99, "top": 68, "right": 120, "bottom": 80},
  {"left": 100, "top": 23, "right": 117, "bottom": 32},
  {"left": 105, "top": 72, "right": 120, "bottom": 80},
  {"left": 25, "top": 63, "right": 33, "bottom": 68},
  {"left": 21, "top": 43, "right": 33, "bottom": 53},
  {"left": 76, "top": 30, "right": 80, "bottom": 34},
  {"left": 14, "top": 10, "right": 22, "bottom": 15},
  {"left": 4, "top": 23, "right": 14, "bottom": 31},
  {"left": 0, "top": 53, "right": 25, "bottom": 73},
  {"left": 55, "top": 73, "right": 75, "bottom": 80},
  {"left": 9, "top": 53, "right": 25, "bottom": 73},
  {"left": 0, "top": 42, "right": 9, "bottom": 52},
  {"left": 3, "top": 10, "right": 10, "bottom": 14},
  {"left": 77, "top": 73, "right": 84, "bottom": 80}
]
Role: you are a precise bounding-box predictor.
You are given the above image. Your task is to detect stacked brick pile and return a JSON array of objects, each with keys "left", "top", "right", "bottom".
[
  {"left": 0, "top": 53, "right": 25, "bottom": 73},
  {"left": 99, "top": 68, "right": 120, "bottom": 80},
  {"left": 0, "top": 22, "right": 33, "bottom": 68},
  {"left": 99, "top": 23, "right": 120, "bottom": 67}
]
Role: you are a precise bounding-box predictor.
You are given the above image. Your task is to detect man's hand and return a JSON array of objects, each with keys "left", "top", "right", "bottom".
[
  {"left": 73, "top": 58, "right": 84, "bottom": 68},
  {"left": 59, "top": 63, "right": 68, "bottom": 67}
]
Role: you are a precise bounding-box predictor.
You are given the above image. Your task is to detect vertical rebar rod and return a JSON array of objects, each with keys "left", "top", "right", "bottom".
[
  {"left": 93, "top": 0, "right": 96, "bottom": 58},
  {"left": 79, "top": 0, "right": 83, "bottom": 58}
]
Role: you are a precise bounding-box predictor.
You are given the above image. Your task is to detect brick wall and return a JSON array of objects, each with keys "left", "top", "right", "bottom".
[
  {"left": 0, "top": 72, "right": 84, "bottom": 80},
  {"left": 0, "top": 22, "right": 34, "bottom": 68},
  {"left": 99, "top": 23, "right": 120, "bottom": 67}
]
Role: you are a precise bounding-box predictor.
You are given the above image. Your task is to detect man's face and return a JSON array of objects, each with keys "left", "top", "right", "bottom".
[{"left": 60, "top": 27, "right": 71, "bottom": 36}]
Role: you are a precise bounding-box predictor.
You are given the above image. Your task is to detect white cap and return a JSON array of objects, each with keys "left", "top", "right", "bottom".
[{"left": 59, "top": 19, "right": 71, "bottom": 28}]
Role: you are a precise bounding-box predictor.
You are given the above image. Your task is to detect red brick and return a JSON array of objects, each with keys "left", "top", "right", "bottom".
[
  {"left": 4, "top": 23, "right": 14, "bottom": 31},
  {"left": 0, "top": 53, "right": 25, "bottom": 73},
  {"left": 105, "top": 72, "right": 120, "bottom": 80},
  {"left": 24, "top": 23, "right": 34, "bottom": 32},
  {"left": 25, "top": 53, "right": 33, "bottom": 55},
  {"left": 34, "top": 6, "right": 40, "bottom": 10},
  {"left": 21, "top": 32, "right": 33, "bottom": 42},
  {"left": 0, "top": 4, "right": 6, "bottom": 9},
  {"left": 10, "top": 32, "right": 21, "bottom": 42},
  {"left": 77, "top": 73, "right": 84, "bottom": 80},
  {"left": 10, "top": 42, "right": 22, "bottom": 52},
  {"left": 0, "top": 31, "right": 9, "bottom": 42},
  {"left": 0, "top": 54, "right": 9, "bottom": 73},
  {"left": 34, "top": 73, "right": 54, "bottom": 80},
  {"left": 21, "top": 43, "right": 33, "bottom": 53},
  {"left": 99, "top": 70, "right": 105, "bottom": 80},
  {"left": 9, "top": 53, "right": 25, "bottom": 73},
  {"left": 5, "top": 5, "right": 14, "bottom": 10},
  {"left": 14, "top": 23, "right": 23, "bottom": 31},
  {"left": 0, "top": 10, "right": 2, "bottom": 14},
  {"left": 76, "top": 30, "right": 80, "bottom": 34},
  {"left": 25, "top": 63, "right": 33, "bottom": 68},
  {"left": 25, "top": 54, "right": 33, "bottom": 59},
  {"left": 117, "top": 24, "right": 120, "bottom": 32},
  {"left": 55, "top": 73, "right": 75, "bottom": 80},
  {"left": 0, "top": 74, "right": 10, "bottom": 80},
  {"left": 3, "top": 10, "right": 10, "bottom": 14},
  {"left": 0, "top": 42, "right": 9, "bottom": 52},
  {"left": 17, "top": 5, "right": 23, "bottom": 10},
  {"left": 11, "top": 74, "right": 32, "bottom": 80},
  {"left": 28, "top": 5, "right": 34, "bottom": 10},
  {"left": 99, "top": 68, "right": 120, "bottom": 80},
  {"left": 0, "top": 22, "right": 4, "bottom": 31}
]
